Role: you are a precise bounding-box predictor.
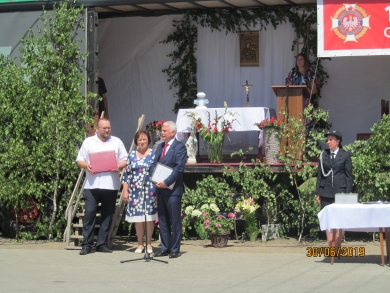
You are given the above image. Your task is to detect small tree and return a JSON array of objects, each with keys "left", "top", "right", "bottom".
[
  {"left": 0, "top": 0, "right": 92, "bottom": 239},
  {"left": 278, "top": 105, "right": 329, "bottom": 241}
]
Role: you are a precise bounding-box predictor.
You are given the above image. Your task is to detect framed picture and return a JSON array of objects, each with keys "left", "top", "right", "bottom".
[
  {"left": 240, "top": 31, "right": 259, "bottom": 67},
  {"left": 356, "top": 133, "right": 373, "bottom": 141}
]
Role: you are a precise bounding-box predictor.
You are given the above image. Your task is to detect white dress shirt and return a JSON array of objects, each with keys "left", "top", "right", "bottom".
[{"left": 76, "top": 134, "right": 127, "bottom": 190}]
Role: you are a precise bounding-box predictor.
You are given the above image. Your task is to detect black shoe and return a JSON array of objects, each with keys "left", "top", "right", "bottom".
[
  {"left": 96, "top": 246, "right": 112, "bottom": 253},
  {"left": 169, "top": 252, "right": 180, "bottom": 258},
  {"left": 154, "top": 251, "right": 170, "bottom": 257},
  {"left": 79, "top": 247, "right": 91, "bottom": 255}
]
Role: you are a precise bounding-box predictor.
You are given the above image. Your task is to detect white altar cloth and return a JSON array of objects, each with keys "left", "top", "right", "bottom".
[
  {"left": 318, "top": 203, "right": 390, "bottom": 232},
  {"left": 176, "top": 107, "right": 269, "bottom": 142}
]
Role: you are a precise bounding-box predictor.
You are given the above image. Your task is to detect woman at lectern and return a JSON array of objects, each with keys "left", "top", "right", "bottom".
[
  {"left": 122, "top": 130, "right": 157, "bottom": 254},
  {"left": 316, "top": 130, "right": 353, "bottom": 246},
  {"left": 287, "top": 53, "right": 317, "bottom": 95}
]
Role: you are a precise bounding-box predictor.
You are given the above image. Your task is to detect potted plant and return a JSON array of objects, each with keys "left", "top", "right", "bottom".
[
  {"left": 235, "top": 196, "right": 260, "bottom": 242},
  {"left": 185, "top": 203, "right": 235, "bottom": 247},
  {"left": 185, "top": 102, "right": 238, "bottom": 163},
  {"left": 255, "top": 116, "right": 282, "bottom": 164},
  {"left": 146, "top": 119, "right": 166, "bottom": 147}
]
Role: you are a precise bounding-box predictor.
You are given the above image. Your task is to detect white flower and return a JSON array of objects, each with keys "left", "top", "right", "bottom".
[
  {"left": 191, "top": 210, "right": 202, "bottom": 217},
  {"left": 185, "top": 206, "right": 194, "bottom": 215},
  {"left": 249, "top": 206, "right": 257, "bottom": 213},
  {"left": 193, "top": 112, "right": 201, "bottom": 121},
  {"left": 200, "top": 204, "right": 209, "bottom": 211},
  {"left": 223, "top": 111, "right": 236, "bottom": 123},
  {"left": 209, "top": 203, "right": 220, "bottom": 213}
]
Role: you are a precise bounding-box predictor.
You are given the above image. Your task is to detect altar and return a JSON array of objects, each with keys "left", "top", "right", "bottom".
[{"left": 176, "top": 107, "right": 270, "bottom": 157}]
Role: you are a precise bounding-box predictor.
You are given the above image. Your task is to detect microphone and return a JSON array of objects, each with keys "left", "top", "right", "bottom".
[{"left": 285, "top": 78, "right": 289, "bottom": 88}]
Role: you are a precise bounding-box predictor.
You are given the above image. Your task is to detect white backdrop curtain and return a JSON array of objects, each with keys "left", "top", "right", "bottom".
[
  {"left": 98, "top": 15, "right": 390, "bottom": 149},
  {"left": 98, "top": 15, "right": 296, "bottom": 151}
]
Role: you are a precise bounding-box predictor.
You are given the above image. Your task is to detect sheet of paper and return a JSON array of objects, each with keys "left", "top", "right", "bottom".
[{"left": 151, "top": 162, "right": 175, "bottom": 190}]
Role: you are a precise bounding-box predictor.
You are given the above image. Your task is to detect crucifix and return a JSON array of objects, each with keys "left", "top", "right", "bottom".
[{"left": 242, "top": 80, "right": 252, "bottom": 107}]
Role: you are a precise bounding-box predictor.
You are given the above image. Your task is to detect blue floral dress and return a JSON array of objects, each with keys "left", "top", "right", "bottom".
[{"left": 122, "top": 149, "right": 157, "bottom": 222}]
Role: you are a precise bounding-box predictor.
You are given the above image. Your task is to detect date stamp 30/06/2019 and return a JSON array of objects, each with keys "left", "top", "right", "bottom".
[{"left": 306, "top": 246, "right": 365, "bottom": 257}]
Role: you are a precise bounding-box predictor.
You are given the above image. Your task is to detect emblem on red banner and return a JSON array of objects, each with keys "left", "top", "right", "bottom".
[{"left": 331, "top": 4, "right": 370, "bottom": 42}]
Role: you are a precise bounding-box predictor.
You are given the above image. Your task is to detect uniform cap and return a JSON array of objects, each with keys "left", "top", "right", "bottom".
[{"left": 325, "top": 130, "right": 342, "bottom": 141}]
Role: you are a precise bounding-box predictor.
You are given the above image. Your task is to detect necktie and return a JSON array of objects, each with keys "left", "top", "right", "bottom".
[
  {"left": 161, "top": 143, "right": 169, "bottom": 159},
  {"left": 331, "top": 152, "right": 335, "bottom": 164}
]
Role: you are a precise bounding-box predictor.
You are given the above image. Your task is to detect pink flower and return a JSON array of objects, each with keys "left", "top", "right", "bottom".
[
  {"left": 155, "top": 219, "right": 159, "bottom": 224},
  {"left": 132, "top": 202, "right": 135, "bottom": 206},
  {"left": 203, "top": 212, "right": 208, "bottom": 217},
  {"left": 205, "top": 219, "right": 210, "bottom": 224},
  {"left": 181, "top": 213, "right": 183, "bottom": 217},
  {"left": 205, "top": 225, "right": 209, "bottom": 229},
  {"left": 228, "top": 213, "right": 236, "bottom": 219},
  {"left": 150, "top": 192, "right": 154, "bottom": 195},
  {"left": 215, "top": 223, "right": 222, "bottom": 228},
  {"left": 157, "top": 225, "right": 160, "bottom": 228}
]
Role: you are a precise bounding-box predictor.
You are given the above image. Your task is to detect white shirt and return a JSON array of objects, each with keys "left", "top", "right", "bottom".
[
  {"left": 76, "top": 134, "right": 127, "bottom": 190},
  {"left": 163, "top": 138, "right": 176, "bottom": 155}
]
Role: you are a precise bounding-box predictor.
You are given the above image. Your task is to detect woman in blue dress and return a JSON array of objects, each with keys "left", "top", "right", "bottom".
[{"left": 122, "top": 130, "right": 157, "bottom": 254}]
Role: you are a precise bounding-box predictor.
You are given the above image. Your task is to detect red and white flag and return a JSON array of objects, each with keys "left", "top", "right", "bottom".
[{"left": 318, "top": 0, "right": 390, "bottom": 57}]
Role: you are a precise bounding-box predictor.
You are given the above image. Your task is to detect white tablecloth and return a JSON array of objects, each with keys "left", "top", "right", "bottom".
[
  {"left": 176, "top": 107, "right": 269, "bottom": 143},
  {"left": 318, "top": 204, "right": 390, "bottom": 232}
]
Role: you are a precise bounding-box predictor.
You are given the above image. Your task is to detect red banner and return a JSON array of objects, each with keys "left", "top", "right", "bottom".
[{"left": 318, "top": 0, "right": 390, "bottom": 56}]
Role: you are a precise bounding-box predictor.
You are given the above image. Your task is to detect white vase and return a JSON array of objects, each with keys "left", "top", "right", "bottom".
[
  {"left": 186, "top": 132, "right": 198, "bottom": 164},
  {"left": 150, "top": 130, "right": 163, "bottom": 150}
]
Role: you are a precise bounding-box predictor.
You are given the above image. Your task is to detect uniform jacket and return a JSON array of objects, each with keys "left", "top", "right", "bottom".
[{"left": 316, "top": 148, "right": 353, "bottom": 198}]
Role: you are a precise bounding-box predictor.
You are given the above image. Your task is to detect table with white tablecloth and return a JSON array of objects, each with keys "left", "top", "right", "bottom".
[
  {"left": 176, "top": 107, "right": 270, "bottom": 154},
  {"left": 318, "top": 203, "right": 390, "bottom": 265}
]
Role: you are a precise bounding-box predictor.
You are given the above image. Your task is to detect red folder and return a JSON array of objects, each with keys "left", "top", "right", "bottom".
[{"left": 88, "top": 150, "right": 118, "bottom": 173}]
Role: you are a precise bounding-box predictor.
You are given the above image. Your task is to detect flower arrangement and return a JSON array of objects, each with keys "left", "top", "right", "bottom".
[
  {"left": 185, "top": 102, "right": 238, "bottom": 163},
  {"left": 255, "top": 116, "right": 282, "bottom": 130},
  {"left": 235, "top": 196, "right": 260, "bottom": 240},
  {"left": 184, "top": 203, "right": 235, "bottom": 238},
  {"left": 146, "top": 120, "right": 166, "bottom": 132}
]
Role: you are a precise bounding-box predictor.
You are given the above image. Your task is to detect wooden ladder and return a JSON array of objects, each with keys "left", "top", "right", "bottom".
[{"left": 63, "top": 114, "right": 145, "bottom": 249}]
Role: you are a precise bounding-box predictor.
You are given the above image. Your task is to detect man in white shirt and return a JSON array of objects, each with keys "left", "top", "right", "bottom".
[{"left": 76, "top": 118, "right": 127, "bottom": 255}]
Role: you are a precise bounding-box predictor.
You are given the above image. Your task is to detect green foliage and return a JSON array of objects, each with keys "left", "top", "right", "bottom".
[
  {"left": 277, "top": 105, "right": 329, "bottom": 241},
  {"left": 0, "top": 0, "right": 92, "bottom": 239},
  {"left": 181, "top": 175, "right": 234, "bottom": 238},
  {"left": 162, "top": 6, "right": 329, "bottom": 113},
  {"left": 161, "top": 17, "right": 197, "bottom": 113},
  {"left": 344, "top": 114, "right": 390, "bottom": 202},
  {"left": 224, "top": 152, "right": 293, "bottom": 241}
]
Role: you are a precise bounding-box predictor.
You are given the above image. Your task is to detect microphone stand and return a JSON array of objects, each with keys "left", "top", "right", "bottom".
[{"left": 120, "top": 167, "right": 168, "bottom": 264}]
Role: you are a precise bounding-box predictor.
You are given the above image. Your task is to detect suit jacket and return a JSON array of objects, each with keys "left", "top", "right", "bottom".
[
  {"left": 316, "top": 148, "right": 353, "bottom": 198},
  {"left": 150, "top": 139, "right": 187, "bottom": 196}
]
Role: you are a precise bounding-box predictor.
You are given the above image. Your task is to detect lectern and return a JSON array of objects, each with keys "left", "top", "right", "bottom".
[
  {"left": 272, "top": 85, "right": 309, "bottom": 160},
  {"left": 272, "top": 85, "right": 309, "bottom": 123}
]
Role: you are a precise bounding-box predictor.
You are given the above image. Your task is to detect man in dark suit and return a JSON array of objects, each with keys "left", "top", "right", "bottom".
[
  {"left": 316, "top": 130, "right": 353, "bottom": 246},
  {"left": 151, "top": 121, "right": 187, "bottom": 258}
]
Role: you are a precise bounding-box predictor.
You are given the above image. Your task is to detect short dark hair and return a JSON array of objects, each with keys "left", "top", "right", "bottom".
[{"left": 134, "top": 130, "right": 151, "bottom": 146}]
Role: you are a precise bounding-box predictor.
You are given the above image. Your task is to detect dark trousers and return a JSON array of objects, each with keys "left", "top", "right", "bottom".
[
  {"left": 157, "top": 193, "right": 182, "bottom": 253},
  {"left": 82, "top": 189, "right": 117, "bottom": 249}
]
